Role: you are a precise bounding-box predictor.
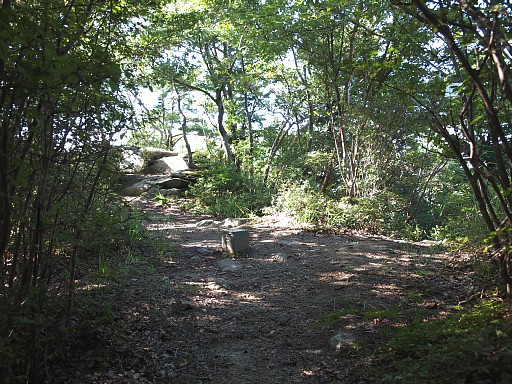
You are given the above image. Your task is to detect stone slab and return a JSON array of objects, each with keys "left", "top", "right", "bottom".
[{"left": 222, "top": 229, "right": 250, "bottom": 255}]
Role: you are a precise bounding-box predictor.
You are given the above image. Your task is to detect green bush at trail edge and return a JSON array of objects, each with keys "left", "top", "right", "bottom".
[{"left": 369, "top": 299, "right": 512, "bottom": 384}]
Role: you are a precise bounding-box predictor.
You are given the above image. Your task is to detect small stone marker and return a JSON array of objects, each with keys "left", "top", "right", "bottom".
[
  {"left": 218, "top": 259, "right": 243, "bottom": 272},
  {"left": 329, "top": 332, "right": 356, "bottom": 352},
  {"left": 222, "top": 228, "right": 250, "bottom": 255}
]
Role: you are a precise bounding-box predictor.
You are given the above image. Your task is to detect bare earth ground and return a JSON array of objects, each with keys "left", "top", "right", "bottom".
[{"left": 53, "top": 197, "right": 481, "bottom": 383}]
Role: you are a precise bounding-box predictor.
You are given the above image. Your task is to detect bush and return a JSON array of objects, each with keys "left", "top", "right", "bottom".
[
  {"left": 187, "top": 158, "right": 271, "bottom": 218},
  {"left": 272, "top": 183, "right": 415, "bottom": 236},
  {"left": 0, "top": 151, "right": 145, "bottom": 383},
  {"left": 369, "top": 299, "right": 512, "bottom": 384},
  {"left": 271, "top": 182, "right": 329, "bottom": 224}
]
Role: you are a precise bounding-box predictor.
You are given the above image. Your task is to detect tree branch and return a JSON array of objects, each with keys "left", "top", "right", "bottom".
[{"left": 173, "top": 77, "right": 217, "bottom": 104}]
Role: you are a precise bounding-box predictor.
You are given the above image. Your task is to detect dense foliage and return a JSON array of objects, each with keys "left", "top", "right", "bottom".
[
  {"left": 372, "top": 299, "right": 512, "bottom": 383},
  {"left": 1, "top": 0, "right": 511, "bottom": 382},
  {"left": 0, "top": 0, "right": 154, "bottom": 381},
  {"left": 133, "top": 0, "right": 509, "bottom": 252}
]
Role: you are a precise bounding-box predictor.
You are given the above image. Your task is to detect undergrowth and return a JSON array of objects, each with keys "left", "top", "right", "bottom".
[
  {"left": 271, "top": 183, "right": 419, "bottom": 238},
  {"left": 367, "top": 299, "right": 512, "bottom": 384},
  {"left": 186, "top": 159, "right": 271, "bottom": 218}
]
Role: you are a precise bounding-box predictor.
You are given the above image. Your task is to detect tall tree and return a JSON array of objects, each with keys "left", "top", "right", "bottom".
[
  {"left": 0, "top": 0, "right": 154, "bottom": 380},
  {"left": 393, "top": 0, "right": 512, "bottom": 293}
]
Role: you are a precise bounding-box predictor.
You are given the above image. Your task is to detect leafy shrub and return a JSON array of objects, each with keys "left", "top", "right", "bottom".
[
  {"left": 187, "top": 158, "right": 271, "bottom": 217},
  {"left": 369, "top": 300, "right": 512, "bottom": 384},
  {"left": 272, "top": 183, "right": 416, "bottom": 236},
  {"left": 271, "top": 182, "right": 329, "bottom": 224},
  {"left": 272, "top": 181, "right": 489, "bottom": 242},
  {"left": 0, "top": 144, "right": 149, "bottom": 383},
  {"left": 81, "top": 192, "right": 146, "bottom": 255},
  {"left": 431, "top": 203, "right": 488, "bottom": 246}
]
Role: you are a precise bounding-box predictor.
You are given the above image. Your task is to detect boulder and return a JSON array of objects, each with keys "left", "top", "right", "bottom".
[
  {"left": 120, "top": 175, "right": 192, "bottom": 196},
  {"left": 157, "top": 177, "right": 190, "bottom": 189},
  {"left": 119, "top": 179, "right": 153, "bottom": 196},
  {"left": 119, "top": 173, "right": 144, "bottom": 187},
  {"left": 145, "top": 156, "right": 190, "bottom": 175},
  {"left": 178, "top": 170, "right": 202, "bottom": 179},
  {"left": 119, "top": 150, "right": 144, "bottom": 173},
  {"left": 218, "top": 259, "right": 243, "bottom": 272},
  {"left": 160, "top": 188, "right": 181, "bottom": 197},
  {"left": 141, "top": 147, "right": 178, "bottom": 162},
  {"left": 117, "top": 146, "right": 196, "bottom": 197}
]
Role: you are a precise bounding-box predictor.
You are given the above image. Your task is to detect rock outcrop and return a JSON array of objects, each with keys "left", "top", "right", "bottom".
[
  {"left": 118, "top": 146, "right": 198, "bottom": 197},
  {"left": 140, "top": 146, "right": 177, "bottom": 162},
  {"left": 144, "top": 156, "right": 189, "bottom": 175},
  {"left": 119, "top": 149, "right": 144, "bottom": 174}
]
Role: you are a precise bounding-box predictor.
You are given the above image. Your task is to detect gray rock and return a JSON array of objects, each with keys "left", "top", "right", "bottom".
[
  {"left": 120, "top": 174, "right": 192, "bottom": 196},
  {"left": 218, "top": 259, "right": 243, "bottom": 272},
  {"left": 178, "top": 170, "right": 202, "bottom": 181},
  {"left": 196, "top": 219, "right": 222, "bottom": 228},
  {"left": 145, "top": 156, "right": 189, "bottom": 175},
  {"left": 160, "top": 188, "right": 181, "bottom": 197},
  {"left": 119, "top": 150, "right": 144, "bottom": 173},
  {"left": 119, "top": 180, "right": 152, "bottom": 196},
  {"left": 146, "top": 186, "right": 160, "bottom": 196},
  {"left": 158, "top": 177, "right": 189, "bottom": 189},
  {"left": 329, "top": 332, "right": 356, "bottom": 352},
  {"left": 141, "top": 147, "right": 178, "bottom": 161},
  {"left": 271, "top": 253, "right": 288, "bottom": 262},
  {"left": 147, "top": 176, "right": 189, "bottom": 189}
]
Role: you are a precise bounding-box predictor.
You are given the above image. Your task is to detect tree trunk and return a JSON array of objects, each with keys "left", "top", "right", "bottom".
[
  {"left": 215, "top": 88, "right": 234, "bottom": 164},
  {"left": 175, "top": 85, "right": 194, "bottom": 167},
  {"left": 263, "top": 121, "right": 292, "bottom": 186},
  {"left": 396, "top": 0, "right": 512, "bottom": 294}
]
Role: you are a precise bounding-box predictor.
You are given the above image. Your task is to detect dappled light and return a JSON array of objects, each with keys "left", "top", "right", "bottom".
[
  {"left": 77, "top": 283, "right": 109, "bottom": 291},
  {"left": 2, "top": 0, "right": 512, "bottom": 382},
  {"left": 45, "top": 197, "right": 502, "bottom": 383}
]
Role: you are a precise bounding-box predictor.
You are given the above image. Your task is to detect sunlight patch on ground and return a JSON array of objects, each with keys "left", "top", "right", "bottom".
[
  {"left": 371, "top": 283, "right": 403, "bottom": 297},
  {"left": 182, "top": 280, "right": 229, "bottom": 294},
  {"left": 317, "top": 271, "right": 356, "bottom": 284},
  {"left": 170, "top": 222, "right": 203, "bottom": 229},
  {"left": 233, "top": 292, "right": 264, "bottom": 303},
  {"left": 260, "top": 239, "right": 283, "bottom": 244},
  {"left": 204, "top": 281, "right": 229, "bottom": 293},
  {"left": 145, "top": 222, "right": 176, "bottom": 231},
  {"left": 78, "top": 283, "right": 107, "bottom": 290},
  {"left": 181, "top": 240, "right": 220, "bottom": 248}
]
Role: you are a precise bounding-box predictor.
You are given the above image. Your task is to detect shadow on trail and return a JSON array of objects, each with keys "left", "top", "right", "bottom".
[{"left": 55, "top": 199, "right": 466, "bottom": 383}]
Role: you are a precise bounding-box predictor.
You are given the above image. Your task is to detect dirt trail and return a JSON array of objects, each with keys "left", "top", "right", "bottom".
[{"left": 56, "top": 198, "right": 475, "bottom": 383}]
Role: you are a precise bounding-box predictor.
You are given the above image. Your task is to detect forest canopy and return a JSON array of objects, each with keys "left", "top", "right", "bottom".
[
  {"left": 130, "top": 0, "right": 512, "bottom": 291},
  {"left": 1, "top": 0, "right": 511, "bottom": 382}
]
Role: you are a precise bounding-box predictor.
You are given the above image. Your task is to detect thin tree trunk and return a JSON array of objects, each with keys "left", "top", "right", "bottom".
[
  {"left": 175, "top": 86, "right": 194, "bottom": 167},
  {"left": 215, "top": 88, "right": 234, "bottom": 164},
  {"left": 263, "top": 120, "right": 292, "bottom": 186}
]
